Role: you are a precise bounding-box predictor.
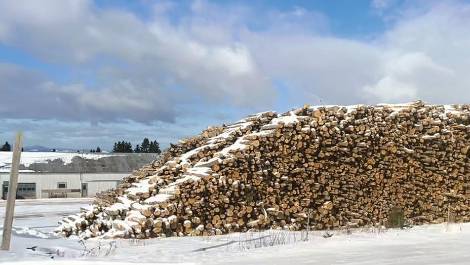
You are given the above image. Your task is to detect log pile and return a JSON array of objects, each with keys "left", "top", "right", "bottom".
[{"left": 57, "top": 101, "right": 470, "bottom": 239}]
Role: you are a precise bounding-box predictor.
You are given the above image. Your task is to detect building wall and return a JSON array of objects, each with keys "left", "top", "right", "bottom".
[
  {"left": 83, "top": 173, "right": 128, "bottom": 196},
  {"left": 0, "top": 172, "right": 129, "bottom": 199},
  {"left": 86, "top": 180, "right": 121, "bottom": 197}
]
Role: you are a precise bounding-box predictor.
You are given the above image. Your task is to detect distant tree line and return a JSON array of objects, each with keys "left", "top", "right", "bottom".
[
  {"left": 113, "top": 138, "right": 161, "bottom": 154},
  {"left": 0, "top": 138, "right": 159, "bottom": 154},
  {"left": 89, "top": 147, "right": 102, "bottom": 153},
  {"left": 113, "top": 141, "right": 133, "bottom": 153}
]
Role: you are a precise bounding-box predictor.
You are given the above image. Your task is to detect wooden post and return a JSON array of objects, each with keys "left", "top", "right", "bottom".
[{"left": 1, "top": 132, "right": 23, "bottom": 251}]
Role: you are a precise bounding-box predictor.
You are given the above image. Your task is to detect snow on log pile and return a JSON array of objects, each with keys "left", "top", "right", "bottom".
[{"left": 57, "top": 101, "right": 470, "bottom": 239}]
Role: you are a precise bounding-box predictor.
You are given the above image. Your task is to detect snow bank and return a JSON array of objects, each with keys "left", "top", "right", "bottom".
[{"left": 0, "top": 226, "right": 54, "bottom": 239}]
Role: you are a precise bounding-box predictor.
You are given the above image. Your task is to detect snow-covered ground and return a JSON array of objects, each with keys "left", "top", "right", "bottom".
[
  {"left": 1, "top": 199, "right": 469, "bottom": 264},
  {"left": 0, "top": 152, "right": 120, "bottom": 172}
]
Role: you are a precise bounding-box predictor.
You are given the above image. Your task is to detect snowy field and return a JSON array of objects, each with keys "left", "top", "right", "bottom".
[{"left": 1, "top": 199, "right": 470, "bottom": 264}]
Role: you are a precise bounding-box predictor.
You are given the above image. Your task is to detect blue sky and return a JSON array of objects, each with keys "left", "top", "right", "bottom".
[{"left": 1, "top": 0, "right": 470, "bottom": 150}]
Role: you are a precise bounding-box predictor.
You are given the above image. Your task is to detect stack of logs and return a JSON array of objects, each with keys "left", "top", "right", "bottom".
[{"left": 59, "top": 101, "right": 470, "bottom": 239}]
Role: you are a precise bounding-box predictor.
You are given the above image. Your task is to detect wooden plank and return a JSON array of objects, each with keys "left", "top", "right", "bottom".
[{"left": 1, "top": 132, "right": 23, "bottom": 251}]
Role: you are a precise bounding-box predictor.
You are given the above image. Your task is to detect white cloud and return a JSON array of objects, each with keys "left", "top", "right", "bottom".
[
  {"left": 1, "top": 0, "right": 470, "bottom": 126},
  {"left": 363, "top": 52, "right": 454, "bottom": 102},
  {"left": 362, "top": 2, "right": 470, "bottom": 104},
  {"left": 245, "top": 33, "right": 383, "bottom": 105},
  {"left": 364, "top": 76, "right": 417, "bottom": 102},
  {"left": 245, "top": 1, "right": 470, "bottom": 105},
  {"left": 371, "top": 0, "right": 396, "bottom": 11},
  {"left": 0, "top": 0, "right": 273, "bottom": 120}
]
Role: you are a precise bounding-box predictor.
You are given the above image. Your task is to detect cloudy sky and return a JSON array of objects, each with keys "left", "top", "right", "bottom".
[{"left": 1, "top": 0, "right": 470, "bottom": 150}]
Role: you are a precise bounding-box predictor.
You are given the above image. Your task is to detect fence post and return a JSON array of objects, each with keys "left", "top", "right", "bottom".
[{"left": 1, "top": 132, "right": 23, "bottom": 251}]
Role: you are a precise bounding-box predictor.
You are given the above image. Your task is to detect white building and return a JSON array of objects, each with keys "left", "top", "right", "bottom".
[
  {"left": 1, "top": 172, "right": 129, "bottom": 199},
  {"left": 0, "top": 151, "right": 157, "bottom": 200}
]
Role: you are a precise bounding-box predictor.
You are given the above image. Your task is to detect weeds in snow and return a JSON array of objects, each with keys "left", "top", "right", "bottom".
[
  {"left": 79, "top": 239, "right": 117, "bottom": 257},
  {"left": 193, "top": 229, "right": 312, "bottom": 252}
]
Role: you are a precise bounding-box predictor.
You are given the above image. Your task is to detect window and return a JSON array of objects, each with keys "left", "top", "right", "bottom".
[
  {"left": 57, "top": 182, "right": 67, "bottom": 189},
  {"left": 18, "top": 183, "right": 35, "bottom": 192}
]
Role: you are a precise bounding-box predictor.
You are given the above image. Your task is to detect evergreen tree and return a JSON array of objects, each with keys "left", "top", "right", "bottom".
[
  {"left": 125, "top": 142, "right": 133, "bottom": 153},
  {"left": 155, "top": 141, "right": 161, "bottom": 154},
  {"left": 113, "top": 141, "right": 122, "bottom": 153},
  {"left": 149, "top": 140, "right": 161, "bottom": 154},
  {"left": 113, "top": 141, "right": 133, "bottom": 153},
  {"left": 149, "top": 141, "right": 155, "bottom": 153},
  {"left": 141, "top": 138, "right": 150, "bottom": 153},
  {"left": 96, "top": 147, "right": 101, "bottom": 153},
  {"left": 1, "top": 142, "right": 11, "bottom": 151},
  {"left": 134, "top": 144, "right": 141, "bottom": 153}
]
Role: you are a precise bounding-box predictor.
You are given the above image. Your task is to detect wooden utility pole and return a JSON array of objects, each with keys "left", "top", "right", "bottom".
[{"left": 1, "top": 132, "right": 23, "bottom": 251}]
